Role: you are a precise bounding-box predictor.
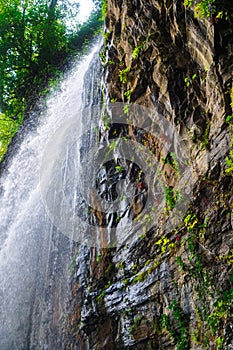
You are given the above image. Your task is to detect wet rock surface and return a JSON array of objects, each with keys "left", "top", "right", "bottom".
[{"left": 62, "top": 1, "right": 233, "bottom": 349}]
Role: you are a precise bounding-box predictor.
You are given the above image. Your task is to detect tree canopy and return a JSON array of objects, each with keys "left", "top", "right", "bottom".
[
  {"left": 0, "top": 0, "right": 69, "bottom": 115},
  {"left": 0, "top": 0, "right": 103, "bottom": 161}
]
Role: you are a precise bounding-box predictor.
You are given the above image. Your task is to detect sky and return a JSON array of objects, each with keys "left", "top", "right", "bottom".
[{"left": 77, "top": 0, "right": 95, "bottom": 22}]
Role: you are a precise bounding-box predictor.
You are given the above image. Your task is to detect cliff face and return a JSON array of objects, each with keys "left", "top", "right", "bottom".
[{"left": 63, "top": 1, "right": 233, "bottom": 349}]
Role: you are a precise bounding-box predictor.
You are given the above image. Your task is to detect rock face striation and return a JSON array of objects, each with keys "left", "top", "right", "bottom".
[{"left": 63, "top": 1, "right": 233, "bottom": 349}]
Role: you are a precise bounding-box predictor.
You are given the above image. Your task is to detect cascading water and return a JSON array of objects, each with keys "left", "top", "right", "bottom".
[{"left": 0, "top": 44, "right": 100, "bottom": 350}]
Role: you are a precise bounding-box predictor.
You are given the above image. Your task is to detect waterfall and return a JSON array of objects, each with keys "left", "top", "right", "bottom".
[{"left": 0, "top": 44, "right": 100, "bottom": 350}]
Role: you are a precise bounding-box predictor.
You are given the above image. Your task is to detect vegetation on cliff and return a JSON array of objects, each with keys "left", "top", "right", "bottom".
[
  {"left": 184, "top": 0, "right": 233, "bottom": 19},
  {"left": 64, "top": 0, "right": 233, "bottom": 349}
]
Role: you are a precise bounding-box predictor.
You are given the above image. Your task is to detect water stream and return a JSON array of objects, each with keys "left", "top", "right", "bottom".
[{"left": 0, "top": 45, "right": 100, "bottom": 350}]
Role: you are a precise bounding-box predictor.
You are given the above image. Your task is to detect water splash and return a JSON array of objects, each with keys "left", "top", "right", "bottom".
[{"left": 0, "top": 45, "right": 100, "bottom": 350}]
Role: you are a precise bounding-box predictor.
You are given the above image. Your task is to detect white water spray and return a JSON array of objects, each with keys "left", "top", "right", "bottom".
[{"left": 0, "top": 45, "right": 99, "bottom": 350}]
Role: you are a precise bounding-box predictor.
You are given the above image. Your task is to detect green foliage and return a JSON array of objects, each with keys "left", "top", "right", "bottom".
[
  {"left": 130, "top": 314, "right": 143, "bottom": 334},
  {"left": 225, "top": 84, "right": 233, "bottom": 174},
  {"left": 110, "top": 97, "right": 118, "bottom": 102},
  {"left": 123, "top": 104, "right": 129, "bottom": 115},
  {"left": 184, "top": 0, "right": 233, "bottom": 19},
  {"left": 101, "top": 0, "right": 107, "bottom": 21},
  {"left": 176, "top": 256, "right": 186, "bottom": 270},
  {"left": 68, "top": 10, "right": 103, "bottom": 53},
  {"left": 164, "top": 152, "right": 180, "bottom": 174},
  {"left": 132, "top": 271, "right": 146, "bottom": 284},
  {"left": 182, "top": 215, "right": 207, "bottom": 282},
  {"left": 93, "top": 0, "right": 107, "bottom": 21},
  {"left": 184, "top": 73, "right": 197, "bottom": 87},
  {"left": 117, "top": 260, "right": 125, "bottom": 270},
  {"left": 161, "top": 301, "right": 189, "bottom": 350},
  {"left": 178, "top": 212, "right": 233, "bottom": 349},
  {"left": 124, "top": 89, "right": 132, "bottom": 101},
  {"left": 132, "top": 235, "right": 176, "bottom": 284},
  {"left": 96, "top": 290, "right": 106, "bottom": 302},
  {"left": 219, "top": 248, "right": 233, "bottom": 266},
  {"left": 225, "top": 147, "right": 233, "bottom": 174},
  {"left": 0, "top": 0, "right": 68, "bottom": 113},
  {"left": 115, "top": 165, "right": 122, "bottom": 172},
  {"left": 0, "top": 113, "right": 19, "bottom": 161},
  {"left": 0, "top": 0, "right": 103, "bottom": 162},
  {"left": 192, "top": 73, "right": 197, "bottom": 80},
  {"left": 123, "top": 278, "right": 129, "bottom": 288},
  {"left": 96, "top": 280, "right": 112, "bottom": 302},
  {"left": 184, "top": 213, "right": 198, "bottom": 231},
  {"left": 217, "top": 337, "right": 224, "bottom": 350},
  {"left": 164, "top": 186, "right": 180, "bottom": 210},
  {"left": 132, "top": 47, "right": 140, "bottom": 59},
  {"left": 184, "top": 77, "right": 190, "bottom": 87},
  {"left": 99, "top": 50, "right": 107, "bottom": 65},
  {"left": 201, "top": 122, "right": 210, "bottom": 149},
  {"left": 132, "top": 39, "right": 147, "bottom": 59},
  {"left": 225, "top": 126, "right": 233, "bottom": 174},
  {"left": 119, "top": 67, "right": 130, "bottom": 84},
  {"left": 230, "top": 84, "right": 233, "bottom": 109},
  {"left": 170, "top": 152, "right": 179, "bottom": 172},
  {"left": 208, "top": 288, "right": 233, "bottom": 334},
  {"left": 97, "top": 253, "right": 102, "bottom": 263},
  {"left": 102, "top": 113, "right": 111, "bottom": 130},
  {"left": 184, "top": 0, "right": 216, "bottom": 18},
  {"left": 155, "top": 235, "right": 175, "bottom": 254}
]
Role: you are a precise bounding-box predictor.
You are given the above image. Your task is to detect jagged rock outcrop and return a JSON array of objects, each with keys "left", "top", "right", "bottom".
[{"left": 63, "top": 1, "right": 233, "bottom": 349}]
